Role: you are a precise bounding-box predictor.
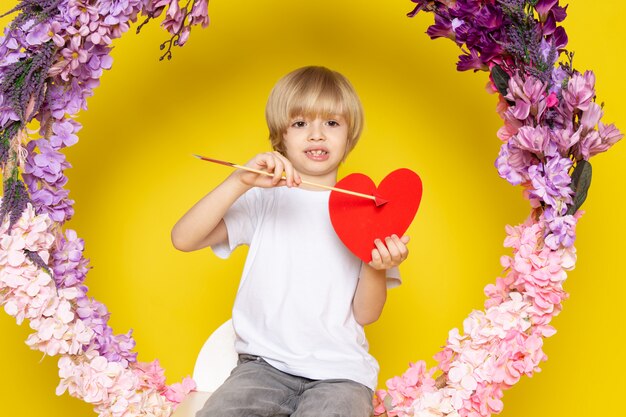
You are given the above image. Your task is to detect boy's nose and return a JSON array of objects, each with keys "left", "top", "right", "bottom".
[
  {"left": 308, "top": 134, "right": 325, "bottom": 141},
  {"left": 308, "top": 122, "right": 325, "bottom": 141}
]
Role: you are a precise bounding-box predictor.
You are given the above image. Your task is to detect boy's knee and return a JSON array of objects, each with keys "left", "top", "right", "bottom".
[{"left": 294, "top": 380, "right": 374, "bottom": 417}]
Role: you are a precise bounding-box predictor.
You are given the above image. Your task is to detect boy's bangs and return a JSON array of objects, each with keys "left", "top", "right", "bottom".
[{"left": 287, "top": 83, "right": 346, "bottom": 120}]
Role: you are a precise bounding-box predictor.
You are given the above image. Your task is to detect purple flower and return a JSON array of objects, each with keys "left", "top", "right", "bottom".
[
  {"left": 535, "top": 0, "right": 560, "bottom": 23},
  {"left": 0, "top": 28, "right": 27, "bottom": 67},
  {"left": 48, "top": 21, "right": 67, "bottom": 48},
  {"left": 51, "top": 229, "right": 91, "bottom": 288},
  {"left": 426, "top": 13, "right": 455, "bottom": 39},
  {"left": 474, "top": 3, "right": 504, "bottom": 30},
  {"left": 57, "top": 35, "right": 89, "bottom": 81},
  {"left": 67, "top": 0, "right": 98, "bottom": 26},
  {"left": 24, "top": 21, "right": 52, "bottom": 47},
  {"left": 0, "top": 92, "right": 20, "bottom": 127},
  {"left": 528, "top": 155, "right": 573, "bottom": 211},
  {"left": 28, "top": 187, "right": 74, "bottom": 223},
  {"left": 100, "top": 329, "right": 138, "bottom": 365},
  {"left": 44, "top": 80, "right": 87, "bottom": 120},
  {"left": 550, "top": 26, "right": 568, "bottom": 51},
  {"left": 457, "top": 49, "right": 488, "bottom": 72},
  {"left": 75, "top": 295, "right": 138, "bottom": 366},
  {"left": 535, "top": 0, "right": 568, "bottom": 36},
  {"left": 543, "top": 207, "right": 576, "bottom": 249},
  {"left": 549, "top": 66, "right": 568, "bottom": 94},
  {"left": 83, "top": 45, "right": 114, "bottom": 79},
  {"left": 98, "top": 0, "right": 143, "bottom": 25},
  {"left": 23, "top": 139, "right": 70, "bottom": 185},
  {"left": 49, "top": 118, "right": 81, "bottom": 149},
  {"left": 495, "top": 141, "right": 536, "bottom": 186}
]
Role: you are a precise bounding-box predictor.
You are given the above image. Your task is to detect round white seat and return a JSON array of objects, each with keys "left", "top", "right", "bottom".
[{"left": 172, "top": 319, "right": 238, "bottom": 417}]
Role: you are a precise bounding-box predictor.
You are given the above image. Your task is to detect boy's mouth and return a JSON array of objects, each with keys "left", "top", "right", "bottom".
[{"left": 304, "top": 148, "right": 330, "bottom": 161}]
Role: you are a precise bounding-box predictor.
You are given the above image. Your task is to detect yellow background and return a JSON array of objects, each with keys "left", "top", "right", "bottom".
[{"left": 1, "top": 0, "right": 625, "bottom": 415}]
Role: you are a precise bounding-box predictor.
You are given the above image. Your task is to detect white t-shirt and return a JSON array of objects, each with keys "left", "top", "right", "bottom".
[{"left": 212, "top": 186, "right": 400, "bottom": 390}]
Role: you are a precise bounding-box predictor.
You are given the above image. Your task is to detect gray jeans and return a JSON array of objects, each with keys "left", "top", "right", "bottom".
[{"left": 196, "top": 354, "right": 374, "bottom": 417}]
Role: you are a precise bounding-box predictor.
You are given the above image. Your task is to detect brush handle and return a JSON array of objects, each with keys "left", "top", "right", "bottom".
[{"left": 232, "top": 164, "right": 377, "bottom": 202}]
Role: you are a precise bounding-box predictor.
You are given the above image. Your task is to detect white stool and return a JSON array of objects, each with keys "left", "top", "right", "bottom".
[{"left": 172, "top": 320, "right": 238, "bottom": 417}]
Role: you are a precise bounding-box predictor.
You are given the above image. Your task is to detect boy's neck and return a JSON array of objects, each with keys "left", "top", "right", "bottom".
[{"left": 298, "top": 171, "right": 338, "bottom": 190}]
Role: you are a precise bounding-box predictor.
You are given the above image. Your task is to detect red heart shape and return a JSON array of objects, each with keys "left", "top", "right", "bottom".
[{"left": 329, "top": 168, "right": 423, "bottom": 263}]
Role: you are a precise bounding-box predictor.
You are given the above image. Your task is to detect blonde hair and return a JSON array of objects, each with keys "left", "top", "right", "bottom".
[{"left": 265, "top": 66, "right": 364, "bottom": 157}]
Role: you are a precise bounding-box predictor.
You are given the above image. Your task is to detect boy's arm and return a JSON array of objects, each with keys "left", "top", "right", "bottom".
[
  {"left": 171, "top": 173, "right": 250, "bottom": 252},
  {"left": 352, "top": 235, "right": 409, "bottom": 326},
  {"left": 171, "top": 152, "right": 301, "bottom": 252}
]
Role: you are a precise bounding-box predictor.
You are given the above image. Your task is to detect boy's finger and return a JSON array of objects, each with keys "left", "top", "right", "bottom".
[
  {"left": 281, "top": 158, "right": 295, "bottom": 187},
  {"left": 374, "top": 238, "right": 391, "bottom": 264},
  {"left": 392, "top": 235, "right": 409, "bottom": 259},
  {"left": 385, "top": 236, "right": 401, "bottom": 259},
  {"left": 370, "top": 248, "right": 381, "bottom": 267},
  {"left": 273, "top": 152, "right": 294, "bottom": 185},
  {"left": 401, "top": 235, "right": 410, "bottom": 244},
  {"left": 264, "top": 154, "right": 275, "bottom": 173},
  {"left": 272, "top": 158, "right": 284, "bottom": 185},
  {"left": 274, "top": 153, "right": 301, "bottom": 186}
]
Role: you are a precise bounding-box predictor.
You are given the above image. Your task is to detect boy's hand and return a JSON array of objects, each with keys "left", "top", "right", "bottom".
[
  {"left": 369, "top": 234, "right": 410, "bottom": 270},
  {"left": 235, "top": 152, "right": 302, "bottom": 188}
]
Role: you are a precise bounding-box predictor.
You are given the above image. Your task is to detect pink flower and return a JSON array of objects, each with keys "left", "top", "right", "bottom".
[
  {"left": 483, "top": 275, "right": 515, "bottom": 309},
  {"left": 162, "top": 0, "right": 185, "bottom": 34},
  {"left": 579, "top": 101, "right": 603, "bottom": 134},
  {"left": 505, "top": 74, "right": 547, "bottom": 121},
  {"left": 132, "top": 360, "right": 167, "bottom": 392},
  {"left": 189, "top": 0, "right": 210, "bottom": 28},
  {"left": 553, "top": 126, "right": 581, "bottom": 154},
  {"left": 27, "top": 314, "right": 94, "bottom": 355},
  {"left": 373, "top": 391, "right": 387, "bottom": 415},
  {"left": 563, "top": 70, "right": 595, "bottom": 112},
  {"left": 577, "top": 121, "right": 623, "bottom": 159},
  {"left": 164, "top": 376, "right": 197, "bottom": 404},
  {"left": 512, "top": 125, "right": 555, "bottom": 156},
  {"left": 57, "top": 352, "right": 121, "bottom": 404},
  {"left": 545, "top": 92, "right": 558, "bottom": 108},
  {"left": 598, "top": 122, "right": 624, "bottom": 147}
]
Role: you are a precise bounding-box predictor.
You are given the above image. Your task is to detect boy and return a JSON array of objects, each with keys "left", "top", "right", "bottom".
[{"left": 171, "top": 66, "right": 410, "bottom": 416}]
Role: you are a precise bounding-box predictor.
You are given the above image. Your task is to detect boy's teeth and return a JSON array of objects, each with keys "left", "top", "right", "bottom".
[{"left": 307, "top": 150, "right": 327, "bottom": 156}]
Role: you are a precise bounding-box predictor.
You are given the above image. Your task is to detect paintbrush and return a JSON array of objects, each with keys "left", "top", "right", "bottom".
[{"left": 193, "top": 154, "right": 388, "bottom": 206}]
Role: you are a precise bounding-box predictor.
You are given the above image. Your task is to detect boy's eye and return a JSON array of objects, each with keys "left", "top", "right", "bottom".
[
  {"left": 326, "top": 120, "right": 340, "bottom": 127},
  {"left": 292, "top": 121, "right": 306, "bottom": 128}
]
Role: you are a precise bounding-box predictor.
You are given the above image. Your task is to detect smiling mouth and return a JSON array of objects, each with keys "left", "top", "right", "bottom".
[{"left": 305, "top": 150, "right": 328, "bottom": 157}]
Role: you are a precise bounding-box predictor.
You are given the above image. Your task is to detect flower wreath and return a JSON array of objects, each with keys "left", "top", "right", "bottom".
[{"left": 0, "top": 1, "right": 622, "bottom": 416}]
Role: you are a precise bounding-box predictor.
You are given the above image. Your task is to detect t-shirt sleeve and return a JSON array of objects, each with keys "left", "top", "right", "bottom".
[
  {"left": 358, "top": 263, "right": 402, "bottom": 289},
  {"left": 211, "top": 189, "right": 259, "bottom": 259},
  {"left": 385, "top": 266, "right": 401, "bottom": 289}
]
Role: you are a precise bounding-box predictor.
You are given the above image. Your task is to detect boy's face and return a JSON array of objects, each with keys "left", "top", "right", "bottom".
[{"left": 282, "top": 113, "right": 349, "bottom": 185}]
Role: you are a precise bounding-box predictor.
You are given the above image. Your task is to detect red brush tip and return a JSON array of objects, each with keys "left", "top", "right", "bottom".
[
  {"left": 193, "top": 154, "right": 235, "bottom": 167},
  {"left": 374, "top": 194, "right": 388, "bottom": 206}
]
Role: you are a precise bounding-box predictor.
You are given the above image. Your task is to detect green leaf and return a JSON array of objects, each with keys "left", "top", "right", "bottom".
[
  {"left": 566, "top": 160, "right": 592, "bottom": 215},
  {"left": 491, "top": 64, "right": 510, "bottom": 97}
]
